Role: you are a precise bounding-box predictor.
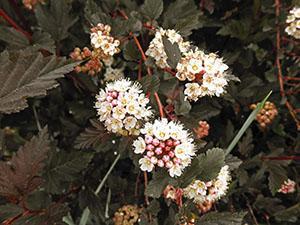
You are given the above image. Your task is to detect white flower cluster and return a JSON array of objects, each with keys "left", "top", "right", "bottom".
[
  {"left": 133, "top": 119, "right": 196, "bottom": 177},
  {"left": 278, "top": 179, "right": 296, "bottom": 194},
  {"left": 90, "top": 23, "right": 120, "bottom": 56},
  {"left": 145, "top": 28, "right": 190, "bottom": 68},
  {"left": 183, "top": 165, "right": 231, "bottom": 204},
  {"left": 285, "top": 6, "right": 300, "bottom": 39},
  {"left": 103, "top": 67, "right": 125, "bottom": 82},
  {"left": 177, "top": 49, "right": 233, "bottom": 101},
  {"left": 95, "top": 79, "right": 152, "bottom": 136}
]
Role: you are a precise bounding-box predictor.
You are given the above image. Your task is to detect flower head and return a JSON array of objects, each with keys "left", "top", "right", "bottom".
[
  {"left": 176, "top": 48, "right": 235, "bottom": 101},
  {"left": 285, "top": 6, "right": 300, "bottom": 39},
  {"left": 133, "top": 119, "right": 196, "bottom": 177},
  {"left": 95, "top": 79, "right": 152, "bottom": 136},
  {"left": 183, "top": 165, "right": 231, "bottom": 204},
  {"left": 90, "top": 23, "right": 120, "bottom": 56}
]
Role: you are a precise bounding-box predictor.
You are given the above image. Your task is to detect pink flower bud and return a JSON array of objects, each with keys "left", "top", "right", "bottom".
[
  {"left": 162, "top": 155, "right": 170, "bottom": 162},
  {"left": 157, "top": 160, "right": 164, "bottom": 167},
  {"left": 146, "top": 151, "right": 154, "bottom": 157},
  {"left": 159, "top": 142, "right": 166, "bottom": 148},
  {"left": 111, "top": 99, "right": 118, "bottom": 106},
  {"left": 166, "top": 139, "right": 174, "bottom": 147},
  {"left": 106, "top": 96, "right": 113, "bottom": 102},
  {"left": 146, "top": 144, "right": 155, "bottom": 151},
  {"left": 166, "top": 161, "right": 174, "bottom": 168},
  {"left": 173, "top": 140, "right": 181, "bottom": 146},
  {"left": 154, "top": 147, "right": 163, "bottom": 155},
  {"left": 168, "top": 151, "right": 175, "bottom": 158},
  {"left": 111, "top": 91, "right": 118, "bottom": 98},
  {"left": 165, "top": 146, "right": 171, "bottom": 152},
  {"left": 150, "top": 157, "right": 158, "bottom": 164},
  {"left": 173, "top": 157, "right": 181, "bottom": 164},
  {"left": 152, "top": 138, "right": 160, "bottom": 146},
  {"left": 145, "top": 136, "right": 153, "bottom": 144}
]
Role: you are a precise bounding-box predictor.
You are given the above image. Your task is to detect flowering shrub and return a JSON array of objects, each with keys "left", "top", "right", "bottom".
[{"left": 0, "top": 0, "right": 299, "bottom": 225}]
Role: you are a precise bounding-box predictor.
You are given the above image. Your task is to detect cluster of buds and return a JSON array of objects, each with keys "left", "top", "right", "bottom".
[
  {"left": 278, "top": 179, "right": 296, "bottom": 194},
  {"left": 193, "top": 121, "right": 210, "bottom": 139},
  {"left": 95, "top": 79, "right": 152, "bottom": 136},
  {"left": 133, "top": 119, "right": 196, "bottom": 177},
  {"left": 113, "top": 205, "right": 141, "bottom": 225},
  {"left": 285, "top": 6, "right": 300, "bottom": 39},
  {"left": 23, "top": 0, "right": 45, "bottom": 10},
  {"left": 196, "top": 201, "right": 213, "bottom": 214},
  {"left": 250, "top": 101, "right": 278, "bottom": 129},
  {"left": 90, "top": 23, "right": 120, "bottom": 56},
  {"left": 70, "top": 47, "right": 103, "bottom": 76},
  {"left": 183, "top": 164, "right": 231, "bottom": 205},
  {"left": 164, "top": 100, "right": 177, "bottom": 120}
]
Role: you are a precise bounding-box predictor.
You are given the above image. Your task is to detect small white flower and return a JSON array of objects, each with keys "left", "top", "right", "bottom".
[
  {"left": 133, "top": 137, "right": 146, "bottom": 154},
  {"left": 169, "top": 164, "right": 183, "bottom": 177},
  {"left": 139, "top": 157, "right": 154, "bottom": 172},
  {"left": 285, "top": 7, "right": 300, "bottom": 39}
]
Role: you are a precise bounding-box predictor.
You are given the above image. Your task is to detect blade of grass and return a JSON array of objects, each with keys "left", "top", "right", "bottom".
[
  {"left": 225, "top": 91, "right": 272, "bottom": 155},
  {"left": 79, "top": 153, "right": 121, "bottom": 225}
]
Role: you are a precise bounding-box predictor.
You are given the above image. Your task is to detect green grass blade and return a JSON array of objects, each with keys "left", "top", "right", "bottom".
[{"left": 225, "top": 91, "right": 272, "bottom": 155}]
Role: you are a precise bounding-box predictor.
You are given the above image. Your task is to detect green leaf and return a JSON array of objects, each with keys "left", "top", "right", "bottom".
[
  {"left": 225, "top": 91, "right": 272, "bottom": 155},
  {"left": 139, "top": 74, "right": 160, "bottom": 94},
  {"left": 26, "top": 190, "right": 51, "bottom": 211},
  {"left": 180, "top": 148, "right": 225, "bottom": 187},
  {"left": 238, "top": 130, "right": 253, "bottom": 156},
  {"left": 141, "top": 0, "right": 163, "bottom": 20},
  {"left": 145, "top": 170, "right": 176, "bottom": 198},
  {"left": 0, "top": 27, "right": 55, "bottom": 53},
  {"left": 162, "top": 36, "right": 181, "bottom": 69},
  {"left": 0, "top": 49, "right": 79, "bottom": 114},
  {"left": 123, "top": 40, "right": 140, "bottom": 61},
  {"left": 35, "top": 0, "right": 77, "bottom": 42},
  {"left": 44, "top": 151, "right": 93, "bottom": 194},
  {"left": 225, "top": 154, "right": 242, "bottom": 170},
  {"left": 217, "top": 20, "right": 250, "bottom": 40},
  {"left": 0, "top": 127, "right": 50, "bottom": 198},
  {"left": 75, "top": 119, "right": 111, "bottom": 150},
  {"left": 174, "top": 14, "right": 203, "bottom": 37},
  {"left": 174, "top": 91, "right": 191, "bottom": 116},
  {"left": 0, "top": 204, "right": 22, "bottom": 222},
  {"left": 274, "top": 203, "right": 300, "bottom": 222},
  {"left": 197, "top": 211, "right": 247, "bottom": 225},
  {"left": 264, "top": 161, "right": 288, "bottom": 195}
]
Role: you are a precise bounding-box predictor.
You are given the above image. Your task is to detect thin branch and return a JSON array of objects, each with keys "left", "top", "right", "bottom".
[
  {"left": 0, "top": 9, "right": 32, "bottom": 41},
  {"left": 143, "top": 172, "right": 150, "bottom": 205}
]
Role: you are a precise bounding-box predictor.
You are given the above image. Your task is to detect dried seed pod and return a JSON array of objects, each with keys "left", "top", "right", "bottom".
[
  {"left": 193, "top": 121, "right": 210, "bottom": 139},
  {"left": 251, "top": 101, "right": 278, "bottom": 129}
]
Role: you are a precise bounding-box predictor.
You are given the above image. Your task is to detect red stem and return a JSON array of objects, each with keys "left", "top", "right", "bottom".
[
  {"left": 154, "top": 92, "right": 165, "bottom": 118},
  {"left": 0, "top": 9, "right": 32, "bottom": 41}
]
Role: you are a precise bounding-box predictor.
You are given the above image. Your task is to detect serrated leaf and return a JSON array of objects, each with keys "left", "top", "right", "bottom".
[
  {"left": 35, "top": 0, "right": 77, "bottom": 42},
  {"left": 217, "top": 20, "right": 250, "bottom": 40},
  {"left": 0, "top": 127, "right": 50, "bottom": 198},
  {"left": 44, "top": 151, "right": 93, "bottom": 194},
  {"left": 0, "top": 49, "right": 78, "bottom": 114},
  {"left": 145, "top": 170, "right": 176, "bottom": 198},
  {"left": 197, "top": 212, "right": 247, "bottom": 225},
  {"left": 0, "top": 27, "right": 55, "bottom": 53},
  {"left": 264, "top": 161, "right": 288, "bottom": 195},
  {"left": 162, "top": 36, "right": 181, "bottom": 69},
  {"left": 274, "top": 203, "right": 300, "bottom": 222},
  {"left": 238, "top": 129, "right": 253, "bottom": 156},
  {"left": 174, "top": 91, "right": 191, "bottom": 116},
  {"left": 139, "top": 74, "right": 160, "bottom": 94},
  {"left": 179, "top": 148, "right": 225, "bottom": 187},
  {"left": 174, "top": 14, "right": 203, "bottom": 37},
  {"left": 141, "top": 0, "right": 163, "bottom": 20},
  {"left": 75, "top": 119, "right": 110, "bottom": 150},
  {"left": 225, "top": 154, "right": 242, "bottom": 170},
  {"left": 123, "top": 40, "right": 140, "bottom": 61},
  {"left": 0, "top": 204, "right": 22, "bottom": 222}
]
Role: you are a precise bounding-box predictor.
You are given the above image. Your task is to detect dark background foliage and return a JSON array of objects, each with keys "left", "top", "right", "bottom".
[{"left": 0, "top": 0, "right": 299, "bottom": 224}]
